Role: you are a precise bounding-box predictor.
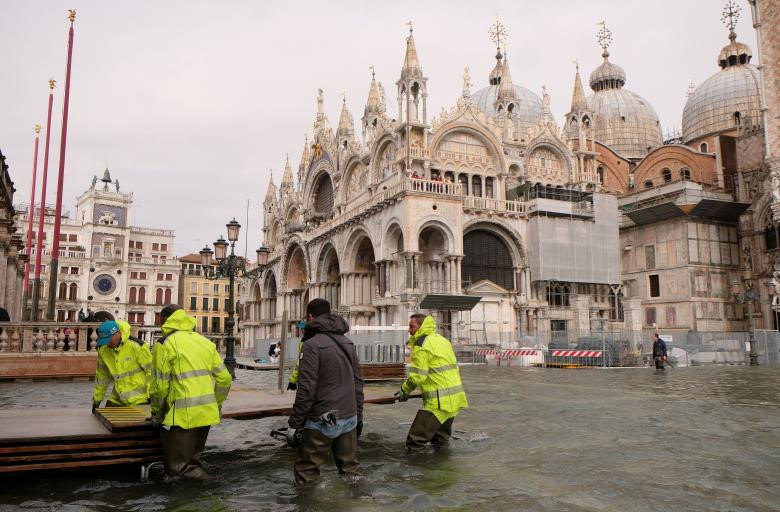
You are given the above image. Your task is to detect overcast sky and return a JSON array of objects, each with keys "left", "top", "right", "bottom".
[{"left": 0, "top": 0, "right": 757, "bottom": 257}]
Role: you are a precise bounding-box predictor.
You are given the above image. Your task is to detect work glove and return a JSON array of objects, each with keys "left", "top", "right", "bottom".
[
  {"left": 292, "top": 428, "right": 302, "bottom": 447},
  {"left": 394, "top": 391, "right": 408, "bottom": 402},
  {"left": 91, "top": 401, "right": 100, "bottom": 414},
  {"left": 286, "top": 381, "right": 297, "bottom": 391},
  {"left": 356, "top": 420, "right": 363, "bottom": 438}
]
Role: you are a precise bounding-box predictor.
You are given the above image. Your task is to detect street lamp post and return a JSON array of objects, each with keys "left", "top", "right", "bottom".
[
  {"left": 200, "top": 218, "right": 271, "bottom": 378},
  {"left": 731, "top": 279, "right": 759, "bottom": 366}
]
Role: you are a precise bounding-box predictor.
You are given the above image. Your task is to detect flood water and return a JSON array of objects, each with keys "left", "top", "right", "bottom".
[{"left": 0, "top": 365, "right": 778, "bottom": 511}]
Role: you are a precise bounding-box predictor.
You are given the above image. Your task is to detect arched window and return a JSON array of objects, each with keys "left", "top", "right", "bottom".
[
  {"left": 597, "top": 166, "right": 604, "bottom": 184},
  {"left": 699, "top": 142, "right": 708, "bottom": 152},
  {"left": 485, "top": 177, "right": 495, "bottom": 198},
  {"left": 644, "top": 180, "right": 653, "bottom": 189},
  {"left": 313, "top": 174, "right": 334, "bottom": 214},
  {"left": 471, "top": 175, "right": 482, "bottom": 197},
  {"left": 69, "top": 283, "right": 77, "bottom": 301},
  {"left": 680, "top": 168, "right": 691, "bottom": 181},
  {"left": 129, "top": 287, "right": 137, "bottom": 304},
  {"left": 462, "top": 230, "right": 514, "bottom": 290},
  {"left": 458, "top": 174, "right": 469, "bottom": 194},
  {"left": 546, "top": 282, "right": 571, "bottom": 307},
  {"left": 58, "top": 282, "right": 67, "bottom": 300},
  {"left": 661, "top": 169, "right": 672, "bottom": 183},
  {"left": 164, "top": 288, "right": 172, "bottom": 304},
  {"left": 138, "top": 287, "right": 146, "bottom": 304},
  {"left": 766, "top": 225, "right": 778, "bottom": 251},
  {"left": 155, "top": 288, "right": 164, "bottom": 305}
]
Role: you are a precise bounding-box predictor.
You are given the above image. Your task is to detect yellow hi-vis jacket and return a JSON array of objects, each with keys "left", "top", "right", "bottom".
[
  {"left": 289, "top": 339, "right": 304, "bottom": 384},
  {"left": 401, "top": 316, "right": 468, "bottom": 423},
  {"left": 150, "top": 309, "right": 232, "bottom": 429},
  {"left": 93, "top": 320, "right": 152, "bottom": 406}
]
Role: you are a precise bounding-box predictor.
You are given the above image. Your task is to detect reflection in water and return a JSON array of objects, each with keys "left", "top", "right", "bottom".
[{"left": 0, "top": 365, "right": 778, "bottom": 511}]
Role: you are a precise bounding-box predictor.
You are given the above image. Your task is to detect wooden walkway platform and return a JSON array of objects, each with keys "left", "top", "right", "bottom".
[
  {"left": 0, "top": 385, "right": 407, "bottom": 474},
  {"left": 235, "top": 358, "right": 407, "bottom": 381}
]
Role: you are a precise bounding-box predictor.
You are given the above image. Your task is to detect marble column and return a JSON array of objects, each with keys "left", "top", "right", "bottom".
[
  {"left": 5, "top": 255, "right": 17, "bottom": 318},
  {"left": 0, "top": 242, "right": 8, "bottom": 306}
]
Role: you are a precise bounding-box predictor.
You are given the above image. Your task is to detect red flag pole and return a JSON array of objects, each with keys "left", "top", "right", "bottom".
[
  {"left": 21, "top": 124, "right": 41, "bottom": 321},
  {"left": 31, "top": 81, "right": 56, "bottom": 321},
  {"left": 47, "top": 10, "right": 76, "bottom": 321}
]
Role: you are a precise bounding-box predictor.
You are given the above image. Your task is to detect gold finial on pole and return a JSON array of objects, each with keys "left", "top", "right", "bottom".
[
  {"left": 406, "top": 20, "right": 413, "bottom": 35},
  {"left": 597, "top": 21, "right": 613, "bottom": 56},
  {"left": 489, "top": 16, "right": 508, "bottom": 52},
  {"left": 48, "top": 79, "right": 56, "bottom": 90},
  {"left": 34, "top": 124, "right": 41, "bottom": 134},
  {"left": 68, "top": 9, "right": 76, "bottom": 22}
]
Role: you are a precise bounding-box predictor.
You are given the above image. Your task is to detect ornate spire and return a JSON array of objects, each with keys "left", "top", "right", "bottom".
[
  {"left": 487, "top": 18, "right": 508, "bottom": 86},
  {"left": 400, "top": 21, "right": 423, "bottom": 80},
  {"left": 570, "top": 60, "right": 588, "bottom": 112},
  {"left": 497, "top": 53, "right": 516, "bottom": 101},
  {"left": 541, "top": 85, "right": 554, "bottom": 124},
  {"left": 596, "top": 20, "right": 612, "bottom": 60},
  {"left": 281, "top": 154, "right": 294, "bottom": 188},
  {"left": 299, "top": 134, "right": 311, "bottom": 170},
  {"left": 365, "top": 66, "right": 382, "bottom": 113},
  {"left": 264, "top": 171, "right": 277, "bottom": 203},
  {"left": 337, "top": 94, "right": 355, "bottom": 138},
  {"left": 717, "top": 1, "right": 752, "bottom": 68}
]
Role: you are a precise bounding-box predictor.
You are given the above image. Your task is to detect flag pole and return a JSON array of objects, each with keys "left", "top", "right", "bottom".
[
  {"left": 31, "top": 81, "right": 56, "bottom": 321},
  {"left": 47, "top": 9, "right": 76, "bottom": 321},
  {"left": 21, "top": 125, "right": 41, "bottom": 321}
]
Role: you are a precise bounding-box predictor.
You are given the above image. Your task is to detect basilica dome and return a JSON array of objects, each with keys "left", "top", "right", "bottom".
[
  {"left": 586, "top": 51, "right": 662, "bottom": 160},
  {"left": 471, "top": 85, "right": 542, "bottom": 128},
  {"left": 682, "top": 33, "right": 761, "bottom": 145}
]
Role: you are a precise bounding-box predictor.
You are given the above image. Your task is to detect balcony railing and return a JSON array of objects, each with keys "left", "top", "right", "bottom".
[
  {"left": 0, "top": 322, "right": 101, "bottom": 352},
  {"left": 408, "top": 178, "right": 463, "bottom": 196},
  {"left": 463, "top": 196, "right": 526, "bottom": 215}
]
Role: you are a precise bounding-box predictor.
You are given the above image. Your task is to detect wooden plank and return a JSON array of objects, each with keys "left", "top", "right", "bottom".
[
  {"left": 0, "top": 455, "right": 161, "bottom": 473},
  {"left": 0, "top": 438, "right": 159, "bottom": 455},
  {"left": 95, "top": 405, "right": 151, "bottom": 432},
  {"left": 0, "top": 447, "right": 161, "bottom": 463}
]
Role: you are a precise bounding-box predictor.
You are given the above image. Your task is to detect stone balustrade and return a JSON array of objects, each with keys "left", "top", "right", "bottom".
[{"left": 0, "top": 322, "right": 102, "bottom": 353}]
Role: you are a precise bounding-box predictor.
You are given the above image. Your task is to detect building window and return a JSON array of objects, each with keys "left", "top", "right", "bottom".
[
  {"left": 136, "top": 241, "right": 143, "bottom": 250},
  {"left": 190, "top": 282, "right": 198, "bottom": 294},
  {"left": 609, "top": 288, "right": 624, "bottom": 321},
  {"left": 645, "top": 307, "right": 657, "bottom": 326},
  {"left": 157, "top": 273, "right": 164, "bottom": 281},
  {"left": 68, "top": 234, "right": 77, "bottom": 242},
  {"left": 155, "top": 288, "right": 164, "bottom": 305},
  {"left": 166, "top": 274, "right": 173, "bottom": 281},
  {"left": 154, "top": 312, "right": 162, "bottom": 326},
  {"left": 69, "top": 283, "right": 77, "bottom": 300},
  {"left": 201, "top": 316, "right": 208, "bottom": 333},
  {"left": 59, "top": 233, "right": 67, "bottom": 242},
  {"left": 203, "top": 283, "right": 210, "bottom": 295},
  {"left": 649, "top": 274, "right": 660, "bottom": 298},
  {"left": 680, "top": 168, "right": 691, "bottom": 180},
  {"left": 546, "top": 282, "right": 571, "bottom": 307},
  {"left": 485, "top": 177, "right": 495, "bottom": 198},
  {"left": 766, "top": 225, "right": 778, "bottom": 251},
  {"left": 644, "top": 180, "right": 653, "bottom": 189},
  {"left": 202, "top": 297, "right": 209, "bottom": 311},
  {"left": 212, "top": 298, "right": 219, "bottom": 311},
  {"left": 471, "top": 175, "right": 482, "bottom": 197},
  {"left": 462, "top": 230, "right": 515, "bottom": 290},
  {"left": 645, "top": 245, "right": 656, "bottom": 269},
  {"left": 699, "top": 142, "right": 708, "bottom": 152},
  {"left": 734, "top": 111, "right": 741, "bottom": 126},
  {"left": 131, "top": 271, "right": 138, "bottom": 279},
  {"left": 140, "top": 272, "right": 147, "bottom": 279},
  {"left": 661, "top": 169, "right": 672, "bottom": 183},
  {"left": 152, "top": 243, "right": 159, "bottom": 251},
  {"left": 70, "top": 267, "right": 79, "bottom": 275},
  {"left": 164, "top": 288, "right": 172, "bottom": 304},
  {"left": 138, "top": 287, "right": 146, "bottom": 304},
  {"left": 214, "top": 284, "right": 219, "bottom": 294},
  {"left": 597, "top": 166, "right": 604, "bottom": 184},
  {"left": 211, "top": 317, "right": 221, "bottom": 333},
  {"left": 129, "top": 287, "right": 137, "bottom": 304},
  {"left": 161, "top": 243, "right": 167, "bottom": 251},
  {"left": 190, "top": 296, "right": 197, "bottom": 310},
  {"left": 58, "top": 282, "right": 67, "bottom": 300}
]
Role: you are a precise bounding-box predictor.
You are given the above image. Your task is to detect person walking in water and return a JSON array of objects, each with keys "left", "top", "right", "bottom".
[
  {"left": 397, "top": 314, "right": 468, "bottom": 451},
  {"left": 652, "top": 332, "right": 668, "bottom": 370}
]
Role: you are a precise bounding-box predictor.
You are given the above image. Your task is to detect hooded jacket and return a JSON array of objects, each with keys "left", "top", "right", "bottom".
[
  {"left": 288, "top": 314, "right": 364, "bottom": 429},
  {"left": 150, "top": 309, "right": 232, "bottom": 429},
  {"left": 401, "top": 316, "right": 468, "bottom": 423},
  {"left": 93, "top": 320, "right": 152, "bottom": 406}
]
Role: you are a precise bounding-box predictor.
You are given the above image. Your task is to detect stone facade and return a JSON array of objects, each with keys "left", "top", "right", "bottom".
[
  {"left": 0, "top": 149, "right": 27, "bottom": 320},
  {"left": 178, "top": 253, "right": 243, "bottom": 335},
  {"left": 15, "top": 169, "right": 179, "bottom": 324}
]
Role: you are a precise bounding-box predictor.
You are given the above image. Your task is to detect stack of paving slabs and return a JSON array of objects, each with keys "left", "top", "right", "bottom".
[{"left": 0, "top": 406, "right": 160, "bottom": 474}]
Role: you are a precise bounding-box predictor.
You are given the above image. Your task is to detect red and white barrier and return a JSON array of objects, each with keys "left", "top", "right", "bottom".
[{"left": 550, "top": 350, "right": 603, "bottom": 357}]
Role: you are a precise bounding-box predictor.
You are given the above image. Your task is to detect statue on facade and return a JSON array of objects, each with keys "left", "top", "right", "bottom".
[
  {"left": 316, "top": 88, "right": 324, "bottom": 114},
  {"left": 77, "top": 308, "right": 86, "bottom": 322},
  {"left": 462, "top": 66, "right": 472, "bottom": 97},
  {"left": 742, "top": 244, "right": 753, "bottom": 271},
  {"left": 770, "top": 168, "right": 780, "bottom": 202},
  {"left": 114, "top": 179, "right": 120, "bottom": 192},
  {"left": 772, "top": 271, "right": 780, "bottom": 308},
  {"left": 91, "top": 176, "right": 97, "bottom": 189}
]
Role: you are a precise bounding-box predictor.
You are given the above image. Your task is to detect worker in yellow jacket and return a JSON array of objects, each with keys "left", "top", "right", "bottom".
[
  {"left": 92, "top": 320, "right": 152, "bottom": 412},
  {"left": 150, "top": 305, "right": 232, "bottom": 480},
  {"left": 397, "top": 314, "right": 468, "bottom": 451}
]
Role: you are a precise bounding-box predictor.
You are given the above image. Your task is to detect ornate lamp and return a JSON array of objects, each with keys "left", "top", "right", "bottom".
[
  {"left": 214, "top": 236, "right": 228, "bottom": 261},
  {"left": 226, "top": 218, "right": 241, "bottom": 243},
  {"left": 199, "top": 245, "right": 214, "bottom": 267},
  {"left": 256, "top": 246, "right": 270, "bottom": 266}
]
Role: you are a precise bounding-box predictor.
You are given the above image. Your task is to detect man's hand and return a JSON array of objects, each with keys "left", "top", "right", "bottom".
[
  {"left": 394, "top": 391, "right": 408, "bottom": 402},
  {"left": 151, "top": 416, "right": 163, "bottom": 431},
  {"left": 286, "top": 381, "right": 297, "bottom": 391},
  {"left": 356, "top": 420, "right": 363, "bottom": 438},
  {"left": 91, "top": 401, "right": 100, "bottom": 414}
]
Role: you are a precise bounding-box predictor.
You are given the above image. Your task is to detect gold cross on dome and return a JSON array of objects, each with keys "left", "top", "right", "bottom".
[
  {"left": 489, "top": 17, "right": 507, "bottom": 51},
  {"left": 721, "top": 0, "right": 740, "bottom": 32},
  {"left": 597, "top": 21, "right": 612, "bottom": 52}
]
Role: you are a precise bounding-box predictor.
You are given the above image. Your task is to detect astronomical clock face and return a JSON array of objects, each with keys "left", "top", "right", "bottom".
[{"left": 93, "top": 274, "right": 117, "bottom": 295}]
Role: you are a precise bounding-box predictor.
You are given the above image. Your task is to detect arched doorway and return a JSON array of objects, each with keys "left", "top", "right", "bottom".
[
  {"left": 317, "top": 244, "right": 341, "bottom": 309},
  {"left": 286, "top": 245, "right": 308, "bottom": 322},
  {"left": 418, "top": 226, "right": 450, "bottom": 293},
  {"left": 348, "top": 234, "right": 376, "bottom": 325},
  {"left": 462, "top": 230, "right": 515, "bottom": 290}
]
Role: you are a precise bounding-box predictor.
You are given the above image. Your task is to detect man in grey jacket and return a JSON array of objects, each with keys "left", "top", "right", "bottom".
[{"left": 288, "top": 298, "right": 364, "bottom": 484}]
